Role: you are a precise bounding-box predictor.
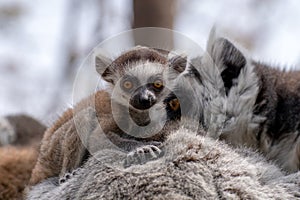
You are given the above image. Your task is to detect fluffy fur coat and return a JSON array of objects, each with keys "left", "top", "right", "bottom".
[
  {"left": 26, "top": 29, "right": 300, "bottom": 199},
  {"left": 27, "top": 128, "right": 300, "bottom": 199},
  {"left": 0, "top": 115, "right": 45, "bottom": 200}
]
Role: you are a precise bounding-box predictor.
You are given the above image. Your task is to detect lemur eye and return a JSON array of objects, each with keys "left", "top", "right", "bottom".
[
  {"left": 153, "top": 79, "right": 163, "bottom": 89},
  {"left": 123, "top": 80, "right": 133, "bottom": 90},
  {"left": 169, "top": 99, "right": 180, "bottom": 111}
]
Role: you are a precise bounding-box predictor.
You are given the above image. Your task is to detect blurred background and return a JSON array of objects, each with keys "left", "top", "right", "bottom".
[{"left": 0, "top": 0, "right": 299, "bottom": 125}]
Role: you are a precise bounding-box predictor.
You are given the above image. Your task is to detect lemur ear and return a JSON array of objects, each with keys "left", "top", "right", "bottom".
[
  {"left": 95, "top": 52, "right": 114, "bottom": 84},
  {"left": 207, "top": 28, "right": 247, "bottom": 94},
  {"left": 168, "top": 52, "right": 187, "bottom": 73}
]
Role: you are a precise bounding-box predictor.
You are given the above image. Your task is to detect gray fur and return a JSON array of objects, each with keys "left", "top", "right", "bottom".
[
  {"left": 0, "top": 115, "right": 45, "bottom": 147},
  {"left": 26, "top": 128, "right": 300, "bottom": 200},
  {"left": 26, "top": 49, "right": 300, "bottom": 198},
  {"left": 207, "top": 29, "right": 300, "bottom": 172},
  {"left": 26, "top": 31, "right": 300, "bottom": 199},
  {"left": 94, "top": 47, "right": 188, "bottom": 167},
  {"left": 206, "top": 31, "right": 262, "bottom": 147}
]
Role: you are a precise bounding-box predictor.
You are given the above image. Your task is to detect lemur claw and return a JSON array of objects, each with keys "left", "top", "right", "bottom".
[
  {"left": 123, "top": 144, "right": 162, "bottom": 168},
  {"left": 59, "top": 168, "right": 81, "bottom": 184}
]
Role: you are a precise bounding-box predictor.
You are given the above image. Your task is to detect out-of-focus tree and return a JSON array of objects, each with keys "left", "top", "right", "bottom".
[
  {"left": 47, "top": 0, "right": 82, "bottom": 113},
  {"left": 132, "top": 0, "right": 176, "bottom": 47},
  {"left": 0, "top": 4, "right": 24, "bottom": 31},
  {"left": 133, "top": 0, "right": 176, "bottom": 29}
]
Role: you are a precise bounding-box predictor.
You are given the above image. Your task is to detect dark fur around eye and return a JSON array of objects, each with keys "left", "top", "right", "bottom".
[
  {"left": 164, "top": 93, "right": 181, "bottom": 121},
  {"left": 153, "top": 79, "right": 163, "bottom": 88},
  {"left": 152, "top": 83, "right": 164, "bottom": 92},
  {"left": 120, "top": 76, "right": 139, "bottom": 92},
  {"left": 147, "top": 76, "right": 164, "bottom": 92},
  {"left": 169, "top": 99, "right": 180, "bottom": 111}
]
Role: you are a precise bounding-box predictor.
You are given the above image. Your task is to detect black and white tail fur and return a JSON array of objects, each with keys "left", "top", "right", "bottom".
[{"left": 206, "top": 28, "right": 300, "bottom": 173}]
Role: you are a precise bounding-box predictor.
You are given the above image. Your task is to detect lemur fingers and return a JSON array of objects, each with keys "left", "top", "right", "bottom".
[
  {"left": 123, "top": 144, "right": 163, "bottom": 168},
  {"left": 59, "top": 168, "right": 82, "bottom": 185}
]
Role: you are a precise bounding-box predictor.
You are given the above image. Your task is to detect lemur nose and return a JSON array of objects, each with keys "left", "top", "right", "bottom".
[
  {"left": 139, "top": 95, "right": 156, "bottom": 109},
  {"left": 130, "top": 89, "right": 157, "bottom": 110}
]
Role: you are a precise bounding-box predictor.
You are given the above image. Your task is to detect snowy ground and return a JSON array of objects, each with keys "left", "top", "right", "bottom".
[{"left": 0, "top": 0, "right": 299, "bottom": 125}]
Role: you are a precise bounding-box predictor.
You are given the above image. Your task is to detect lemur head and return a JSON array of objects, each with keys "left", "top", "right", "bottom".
[{"left": 95, "top": 46, "right": 186, "bottom": 126}]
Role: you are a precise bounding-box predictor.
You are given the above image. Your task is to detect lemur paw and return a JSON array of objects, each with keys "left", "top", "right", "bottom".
[
  {"left": 59, "top": 168, "right": 81, "bottom": 184},
  {"left": 123, "top": 144, "right": 163, "bottom": 168}
]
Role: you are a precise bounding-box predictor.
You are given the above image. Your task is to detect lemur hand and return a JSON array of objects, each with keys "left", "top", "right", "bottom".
[{"left": 123, "top": 142, "right": 163, "bottom": 168}]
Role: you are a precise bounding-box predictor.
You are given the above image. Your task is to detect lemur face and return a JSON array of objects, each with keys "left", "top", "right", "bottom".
[
  {"left": 121, "top": 74, "right": 164, "bottom": 110},
  {"left": 95, "top": 46, "right": 186, "bottom": 122},
  {"left": 116, "top": 62, "right": 172, "bottom": 111}
]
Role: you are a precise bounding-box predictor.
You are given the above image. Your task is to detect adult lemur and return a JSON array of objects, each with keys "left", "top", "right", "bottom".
[
  {"left": 29, "top": 46, "right": 186, "bottom": 186},
  {"left": 205, "top": 29, "right": 300, "bottom": 173}
]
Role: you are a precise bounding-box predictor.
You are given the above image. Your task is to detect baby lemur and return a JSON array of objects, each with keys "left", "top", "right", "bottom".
[
  {"left": 29, "top": 46, "right": 186, "bottom": 186},
  {"left": 205, "top": 29, "right": 300, "bottom": 172}
]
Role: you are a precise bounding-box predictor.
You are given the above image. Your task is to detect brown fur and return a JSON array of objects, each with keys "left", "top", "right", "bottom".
[
  {"left": 42, "top": 90, "right": 112, "bottom": 147},
  {"left": 29, "top": 89, "right": 176, "bottom": 186},
  {"left": 0, "top": 115, "right": 45, "bottom": 199},
  {"left": 252, "top": 62, "right": 300, "bottom": 171},
  {"left": 101, "top": 47, "right": 168, "bottom": 81},
  {"left": 29, "top": 90, "right": 114, "bottom": 186},
  {"left": 29, "top": 48, "right": 183, "bottom": 188},
  {"left": 0, "top": 146, "right": 38, "bottom": 200},
  {"left": 6, "top": 115, "right": 46, "bottom": 147},
  {"left": 29, "top": 47, "right": 186, "bottom": 186}
]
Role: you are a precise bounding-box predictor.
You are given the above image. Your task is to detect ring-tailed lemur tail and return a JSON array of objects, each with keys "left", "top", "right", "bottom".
[{"left": 206, "top": 28, "right": 300, "bottom": 173}]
